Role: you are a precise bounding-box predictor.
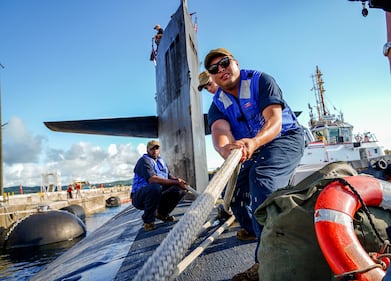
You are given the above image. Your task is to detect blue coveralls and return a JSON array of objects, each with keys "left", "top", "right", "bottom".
[
  {"left": 208, "top": 70, "right": 305, "bottom": 260},
  {"left": 131, "top": 154, "right": 185, "bottom": 224},
  {"left": 384, "top": 267, "right": 391, "bottom": 281}
]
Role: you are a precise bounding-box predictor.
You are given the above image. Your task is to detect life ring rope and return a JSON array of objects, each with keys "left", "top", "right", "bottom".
[
  {"left": 314, "top": 176, "right": 391, "bottom": 281},
  {"left": 334, "top": 263, "right": 384, "bottom": 280},
  {"left": 333, "top": 178, "right": 385, "bottom": 243}
]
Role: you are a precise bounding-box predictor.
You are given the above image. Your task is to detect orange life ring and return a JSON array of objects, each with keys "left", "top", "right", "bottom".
[{"left": 314, "top": 176, "right": 391, "bottom": 281}]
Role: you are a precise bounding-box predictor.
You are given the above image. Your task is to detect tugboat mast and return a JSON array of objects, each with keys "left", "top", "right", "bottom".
[{"left": 311, "top": 65, "right": 329, "bottom": 122}]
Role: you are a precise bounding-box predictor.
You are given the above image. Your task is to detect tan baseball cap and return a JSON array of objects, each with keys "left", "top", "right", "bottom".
[
  {"left": 147, "top": 140, "right": 160, "bottom": 150},
  {"left": 197, "top": 71, "right": 210, "bottom": 91},
  {"left": 204, "top": 48, "right": 234, "bottom": 68}
]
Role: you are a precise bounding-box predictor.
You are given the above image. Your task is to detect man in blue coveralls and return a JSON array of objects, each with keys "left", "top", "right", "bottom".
[
  {"left": 204, "top": 48, "right": 305, "bottom": 280},
  {"left": 131, "top": 140, "right": 187, "bottom": 231}
]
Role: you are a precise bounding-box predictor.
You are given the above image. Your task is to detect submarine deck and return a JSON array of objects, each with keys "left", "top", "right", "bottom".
[{"left": 31, "top": 199, "right": 256, "bottom": 281}]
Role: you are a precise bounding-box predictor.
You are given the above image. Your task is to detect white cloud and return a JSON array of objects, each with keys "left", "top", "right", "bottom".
[
  {"left": 2, "top": 117, "right": 143, "bottom": 187},
  {"left": 43, "top": 142, "right": 141, "bottom": 186},
  {"left": 137, "top": 143, "right": 146, "bottom": 155},
  {"left": 107, "top": 144, "right": 118, "bottom": 157},
  {"left": 3, "top": 116, "right": 45, "bottom": 164},
  {"left": 5, "top": 163, "right": 44, "bottom": 187}
]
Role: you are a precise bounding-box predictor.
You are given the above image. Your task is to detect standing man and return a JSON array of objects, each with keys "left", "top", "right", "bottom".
[
  {"left": 67, "top": 184, "right": 73, "bottom": 199},
  {"left": 75, "top": 182, "right": 82, "bottom": 198},
  {"left": 204, "top": 48, "right": 304, "bottom": 280},
  {"left": 131, "top": 140, "right": 188, "bottom": 231}
]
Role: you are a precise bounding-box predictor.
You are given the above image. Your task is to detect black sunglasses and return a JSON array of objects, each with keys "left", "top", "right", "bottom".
[{"left": 207, "top": 57, "right": 231, "bottom": 74}]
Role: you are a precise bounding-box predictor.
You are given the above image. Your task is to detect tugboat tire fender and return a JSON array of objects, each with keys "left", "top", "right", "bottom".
[{"left": 376, "top": 159, "right": 388, "bottom": 170}]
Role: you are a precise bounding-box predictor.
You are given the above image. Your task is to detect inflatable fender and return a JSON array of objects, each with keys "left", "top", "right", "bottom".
[
  {"left": 2, "top": 210, "right": 86, "bottom": 249},
  {"left": 106, "top": 196, "right": 121, "bottom": 207},
  {"left": 60, "top": 204, "right": 86, "bottom": 222}
]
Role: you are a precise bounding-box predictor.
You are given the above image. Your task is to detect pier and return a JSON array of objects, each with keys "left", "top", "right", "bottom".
[{"left": 0, "top": 185, "right": 131, "bottom": 229}]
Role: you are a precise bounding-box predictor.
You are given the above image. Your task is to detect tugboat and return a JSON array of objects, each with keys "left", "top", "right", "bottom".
[{"left": 300, "top": 66, "right": 389, "bottom": 172}]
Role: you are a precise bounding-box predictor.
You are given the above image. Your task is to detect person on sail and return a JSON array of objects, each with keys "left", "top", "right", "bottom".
[
  {"left": 150, "top": 24, "right": 164, "bottom": 62},
  {"left": 203, "top": 48, "right": 305, "bottom": 281},
  {"left": 131, "top": 140, "right": 188, "bottom": 231},
  {"left": 153, "top": 24, "right": 164, "bottom": 47}
]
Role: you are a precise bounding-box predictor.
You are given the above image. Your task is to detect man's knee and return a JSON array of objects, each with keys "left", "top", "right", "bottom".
[{"left": 148, "top": 183, "right": 162, "bottom": 195}]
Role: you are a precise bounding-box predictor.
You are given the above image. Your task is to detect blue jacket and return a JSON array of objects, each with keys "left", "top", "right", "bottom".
[
  {"left": 212, "top": 70, "right": 300, "bottom": 140},
  {"left": 132, "top": 154, "right": 169, "bottom": 193}
]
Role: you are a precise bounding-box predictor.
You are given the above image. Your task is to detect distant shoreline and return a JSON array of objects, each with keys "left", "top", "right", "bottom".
[{"left": 3, "top": 179, "right": 133, "bottom": 194}]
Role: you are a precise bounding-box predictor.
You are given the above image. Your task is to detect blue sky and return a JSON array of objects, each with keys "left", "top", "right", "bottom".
[{"left": 0, "top": 0, "right": 389, "bottom": 187}]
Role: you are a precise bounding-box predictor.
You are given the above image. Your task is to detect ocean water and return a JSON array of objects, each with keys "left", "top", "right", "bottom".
[{"left": 0, "top": 202, "right": 131, "bottom": 281}]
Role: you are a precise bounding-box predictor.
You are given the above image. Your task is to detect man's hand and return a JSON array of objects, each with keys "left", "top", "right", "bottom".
[
  {"left": 176, "top": 178, "right": 188, "bottom": 191},
  {"left": 218, "top": 143, "right": 242, "bottom": 160},
  {"left": 236, "top": 138, "right": 258, "bottom": 162}
]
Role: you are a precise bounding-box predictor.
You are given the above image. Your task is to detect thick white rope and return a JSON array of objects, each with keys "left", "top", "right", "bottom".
[
  {"left": 184, "top": 185, "right": 200, "bottom": 197},
  {"left": 223, "top": 163, "right": 241, "bottom": 213},
  {"left": 172, "top": 215, "right": 236, "bottom": 279},
  {"left": 132, "top": 149, "right": 242, "bottom": 281}
]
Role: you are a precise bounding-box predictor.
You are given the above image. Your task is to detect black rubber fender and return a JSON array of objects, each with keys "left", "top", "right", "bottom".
[
  {"left": 60, "top": 204, "right": 86, "bottom": 222},
  {"left": 2, "top": 210, "right": 86, "bottom": 249},
  {"left": 106, "top": 196, "right": 121, "bottom": 207}
]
